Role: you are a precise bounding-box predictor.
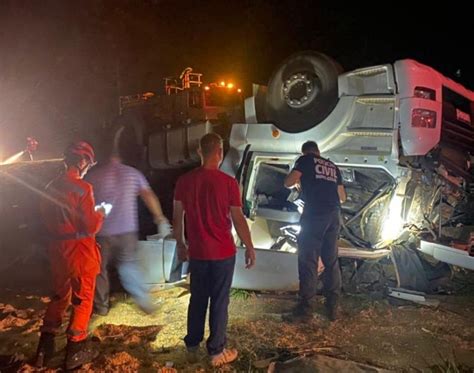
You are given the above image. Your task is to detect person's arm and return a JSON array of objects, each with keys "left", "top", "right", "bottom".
[
  {"left": 230, "top": 207, "right": 256, "bottom": 269},
  {"left": 139, "top": 188, "right": 167, "bottom": 223},
  {"left": 336, "top": 167, "right": 346, "bottom": 203},
  {"left": 228, "top": 178, "right": 255, "bottom": 269},
  {"left": 79, "top": 184, "right": 105, "bottom": 235},
  {"left": 140, "top": 188, "right": 171, "bottom": 236},
  {"left": 338, "top": 185, "right": 347, "bottom": 203},
  {"left": 284, "top": 170, "right": 302, "bottom": 189},
  {"left": 284, "top": 155, "right": 307, "bottom": 189},
  {"left": 172, "top": 199, "right": 188, "bottom": 261}
]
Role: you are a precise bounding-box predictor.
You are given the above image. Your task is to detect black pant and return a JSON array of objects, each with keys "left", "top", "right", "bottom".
[
  {"left": 184, "top": 255, "right": 235, "bottom": 356},
  {"left": 297, "top": 210, "right": 341, "bottom": 306}
]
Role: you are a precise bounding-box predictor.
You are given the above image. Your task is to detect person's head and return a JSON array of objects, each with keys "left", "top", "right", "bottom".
[
  {"left": 198, "top": 133, "right": 223, "bottom": 166},
  {"left": 64, "top": 141, "right": 97, "bottom": 178},
  {"left": 108, "top": 126, "right": 124, "bottom": 162},
  {"left": 301, "top": 141, "right": 320, "bottom": 156}
]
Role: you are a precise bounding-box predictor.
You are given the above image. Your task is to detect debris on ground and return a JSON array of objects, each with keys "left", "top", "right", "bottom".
[
  {"left": 92, "top": 324, "right": 162, "bottom": 345},
  {"left": 80, "top": 351, "right": 141, "bottom": 372},
  {"left": 0, "top": 258, "right": 473, "bottom": 372},
  {"left": 0, "top": 353, "right": 26, "bottom": 373}
]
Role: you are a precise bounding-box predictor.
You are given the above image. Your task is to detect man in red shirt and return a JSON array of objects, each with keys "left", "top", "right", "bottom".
[
  {"left": 35, "top": 141, "right": 105, "bottom": 370},
  {"left": 173, "top": 133, "right": 256, "bottom": 367}
]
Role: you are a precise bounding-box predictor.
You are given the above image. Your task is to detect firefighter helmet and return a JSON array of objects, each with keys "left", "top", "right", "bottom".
[{"left": 64, "top": 141, "right": 96, "bottom": 165}]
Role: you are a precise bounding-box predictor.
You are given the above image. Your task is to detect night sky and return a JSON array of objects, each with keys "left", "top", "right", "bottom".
[{"left": 1, "top": 0, "right": 472, "bottom": 158}]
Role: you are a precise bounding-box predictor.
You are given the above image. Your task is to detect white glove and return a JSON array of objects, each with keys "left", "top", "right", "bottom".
[
  {"left": 156, "top": 218, "right": 172, "bottom": 237},
  {"left": 95, "top": 202, "right": 113, "bottom": 216},
  {"left": 101, "top": 202, "right": 113, "bottom": 216}
]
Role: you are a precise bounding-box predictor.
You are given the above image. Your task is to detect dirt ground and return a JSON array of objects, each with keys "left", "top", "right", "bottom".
[{"left": 1, "top": 281, "right": 474, "bottom": 372}]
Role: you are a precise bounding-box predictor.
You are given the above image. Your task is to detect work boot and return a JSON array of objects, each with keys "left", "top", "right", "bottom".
[
  {"left": 65, "top": 340, "right": 99, "bottom": 370},
  {"left": 34, "top": 332, "right": 55, "bottom": 368},
  {"left": 282, "top": 302, "right": 313, "bottom": 323}
]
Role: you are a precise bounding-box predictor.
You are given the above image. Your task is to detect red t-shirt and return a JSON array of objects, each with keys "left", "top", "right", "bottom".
[{"left": 174, "top": 167, "right": 242, "bottom": 260}]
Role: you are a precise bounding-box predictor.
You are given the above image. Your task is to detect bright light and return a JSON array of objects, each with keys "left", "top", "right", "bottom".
[
  {"left": 227, "top": 83, "right": 234, "bottom": 89},
  {"left": 220, "top": 81, "right": 226, "bottom": 86},
  {"left": 237, "top": 88, "right": 242, "bottom": 93},
  {"left": 381, "top": 194, "right": 404, "bottom": 241},
  {"left": 280, "top": 242, "right": 298, "bottom": 253},
  {"left": 1, "top": 150, "right": 25, "bottom": 165},
  {"left": 204, "top": 86, "right": 210, "bottom": 91}
]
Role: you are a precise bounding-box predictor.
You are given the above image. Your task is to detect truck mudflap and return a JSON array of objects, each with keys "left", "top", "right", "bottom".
[{"left": 418, "top": 240, "right": 474, "bottom": 271}]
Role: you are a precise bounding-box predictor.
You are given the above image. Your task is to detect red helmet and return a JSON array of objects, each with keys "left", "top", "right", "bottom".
[{"left": 64, "top": 141, "right": 96, "bottom": 165}]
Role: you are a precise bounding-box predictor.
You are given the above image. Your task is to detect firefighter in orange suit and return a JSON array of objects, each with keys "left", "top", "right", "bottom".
[{"left": 35, "top": 141, "right": 105, "bottom": 370}]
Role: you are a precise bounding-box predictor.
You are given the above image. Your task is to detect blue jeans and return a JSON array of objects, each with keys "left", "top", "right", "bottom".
[
  {"left": 298, "top": 210, "right": 341, "bottom": 307},
  {"left": 94, "top": 233, "right": 152, "bottom": 313},
  {"left": 184, "top": 255, "right": 235, "bottom": 356}
]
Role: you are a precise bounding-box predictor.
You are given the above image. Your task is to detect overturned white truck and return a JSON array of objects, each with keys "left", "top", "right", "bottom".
[{"left": 141, "top": 51, "right": 474, "bottom": 291}]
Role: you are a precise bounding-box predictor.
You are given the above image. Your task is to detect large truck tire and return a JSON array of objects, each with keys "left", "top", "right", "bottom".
[{"left": 265, "top": 51, "right": 342, "bottom": 133}]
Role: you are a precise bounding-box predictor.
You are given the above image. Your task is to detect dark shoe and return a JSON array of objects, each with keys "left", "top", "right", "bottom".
[
  {"left": 34, "top": 332, "right": 55, "bottom": 368},
  {"left": 186, "top": 345, "right": 199, "bottom": 364},
  {"left": 65, "top": 340, "right": 99, "bottom": 370},
  {"left": 282, "top": 303, "right": 313, "bottom": 323},
  {"left": 325, "top": 298, "right": 340, "bottom": 322},
  {"left": 92, "top": 307, "right": 109, "bottom": 316},
  {"left": 326, "top": 305, "right": 338, "bottom": 321}
]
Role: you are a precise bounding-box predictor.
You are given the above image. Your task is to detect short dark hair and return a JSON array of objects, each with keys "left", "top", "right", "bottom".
[
  {"left": 301, "top": 141, "right": 319, "bottom": 154},
  {"left": 200, "top": 133, "right": 223, "bottom": 157}
]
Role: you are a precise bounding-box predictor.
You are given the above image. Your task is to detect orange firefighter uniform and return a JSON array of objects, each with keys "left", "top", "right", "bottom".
[{"left": 40, "top": 168, "right": 103, "bottom": 342}]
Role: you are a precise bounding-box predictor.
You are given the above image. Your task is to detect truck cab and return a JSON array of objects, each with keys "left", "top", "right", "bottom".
[{"left": 220, "top": 53, "right": 474, "bottom": 289}]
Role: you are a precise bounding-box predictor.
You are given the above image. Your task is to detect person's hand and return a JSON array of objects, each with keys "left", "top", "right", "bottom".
[
  {"left": 177, "top": 241, "right": 189, "bottom": 262},
  {"left": 101, "top": 202, "right": 113, "bottom": 216},
  {"left": 95, "top": 206, "right": 106, "bottom": 217},
  {"left": 95, "top": 202, "right": 112, "bottom": 216},
  {"left": 154, "top": 216, "right": 172, "bottom": 237},
  {"left": 158, "top": 221, "right": 172, "bottom": 237},
  {"left": 245, "top": 247, "right": 256, "bottom": 269}
]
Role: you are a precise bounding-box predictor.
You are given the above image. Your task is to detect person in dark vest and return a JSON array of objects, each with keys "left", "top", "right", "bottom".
[{"left": 284, "top": 140, "right": 346, "bottom": 321}]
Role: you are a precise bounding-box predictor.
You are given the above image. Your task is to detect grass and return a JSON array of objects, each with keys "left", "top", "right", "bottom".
[{"left": 230, "top": 288, "right": 254, "bottom": 301}]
